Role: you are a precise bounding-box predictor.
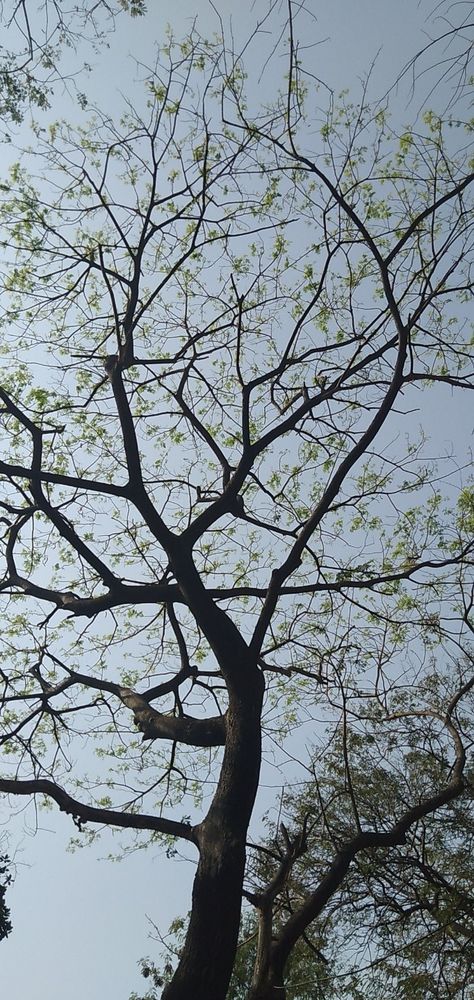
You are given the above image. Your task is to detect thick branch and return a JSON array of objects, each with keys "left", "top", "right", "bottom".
[
  {"left": 48, "top": 665, "right": 227, "bottom": 747},
  {"left": 0, "top": 458, "right": 128, "bottom": 498},
  {"left": 118, "top": 686, "right": 226, "bottom": 746},
  {"left": 0, "top": 388, "right": 119, "bottom": 588},
  {"left": 2, "top": 544, "right": 468, "bottom": 618},
  {"left": 0, "top": 778, "right": 196, "bottom": 843}
]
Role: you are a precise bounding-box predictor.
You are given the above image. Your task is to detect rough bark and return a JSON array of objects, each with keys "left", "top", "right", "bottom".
[
  {"left": 247, "top": 975, "right": 286, "bottom": 1000},
  {"left": 162, "top": 670, "right": 265, "bottom": 1000}
]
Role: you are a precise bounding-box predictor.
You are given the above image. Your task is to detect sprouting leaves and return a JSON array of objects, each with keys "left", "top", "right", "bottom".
[{"left": 0, "top": 9, "right": 472, "bottom": 998}]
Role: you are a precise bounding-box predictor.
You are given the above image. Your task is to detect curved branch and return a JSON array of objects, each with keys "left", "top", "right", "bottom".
[
  {"left": 0, "top": 777, "right": 196, "bottom": 844},
  {"left": 118, "top": 686, "right": 226, "bottom": 746},
  {"left": 48, "top": 663, "right": 227, "bottom": 747},
  {"left": 0, "top": 458, "right": 128, "bottom": 498},
  {"left": 249, "top": 317, "right": 409, "bottom": 655},
  {"left": 0, "top": 388, "right": 119, "bottom": 588}
]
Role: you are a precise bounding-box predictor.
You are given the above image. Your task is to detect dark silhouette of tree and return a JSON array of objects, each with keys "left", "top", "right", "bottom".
[
  {"left": 0, "top": 851, "right": 12, "bottom": 942},
  {"left": 0, "top": 4, "right": 472, "bottom": 997}
]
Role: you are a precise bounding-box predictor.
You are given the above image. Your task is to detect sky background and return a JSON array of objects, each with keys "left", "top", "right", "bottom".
[{"left": 0, "top": 2, "right": 470, "bottom": 998}]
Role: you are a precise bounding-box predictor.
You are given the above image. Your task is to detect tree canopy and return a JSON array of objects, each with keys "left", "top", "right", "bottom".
[{"left": 0, "top": 3, "right": 472, "bottom": 998}]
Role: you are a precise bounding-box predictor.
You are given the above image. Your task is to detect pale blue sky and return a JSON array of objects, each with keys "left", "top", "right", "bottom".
[{"left": 0, "top": 2, "right": 470, "bottom": 999}]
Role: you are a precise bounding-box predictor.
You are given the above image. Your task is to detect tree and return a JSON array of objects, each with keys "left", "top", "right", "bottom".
[
  {"left": 240, "top": 664, "right": 474, "bottom": 999},
  {"left": 0, "top": 850, "right": 12, "bottom": 942},
  {"left": 0, "top": 3, "right": 472, "bottom": 998}
]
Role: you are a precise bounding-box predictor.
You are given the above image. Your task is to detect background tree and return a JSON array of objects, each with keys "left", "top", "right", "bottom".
[
  {"left": 142, "top": 662, "right": 474, "bottom": 999},
  {"left": 0, "top": 849, "right": 12, "bottom": 942},
  {"left": 241, "top": 663, "right": 474, "bottom": 999},
  {"left": 0, "top": 4, "right": 472, "bottom": 998}
]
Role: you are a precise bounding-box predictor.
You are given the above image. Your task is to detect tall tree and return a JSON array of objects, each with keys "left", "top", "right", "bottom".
[{"left": 0, "top": 5, "right": 472, "bottom": 998}]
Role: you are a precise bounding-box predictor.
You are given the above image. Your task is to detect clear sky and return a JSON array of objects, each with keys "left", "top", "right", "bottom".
[{"left": 0, "top": 2, "right": 469, "bottom": 999}]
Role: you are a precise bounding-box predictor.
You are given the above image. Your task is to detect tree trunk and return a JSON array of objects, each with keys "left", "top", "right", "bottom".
[
  {"left": 162, "top": 670, "right": 265, "bottom": 1000},
  {"left": 247, "top": 982, "right": 287, "bottom": 1000},
  {"left": 247, "top": 969, "right": 287, "bottom": 1000},
  {"left": 246, "top": 941, "right": 287, "bottom": 1000}
]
